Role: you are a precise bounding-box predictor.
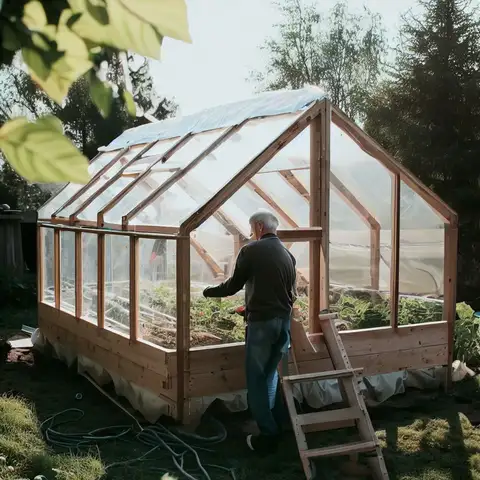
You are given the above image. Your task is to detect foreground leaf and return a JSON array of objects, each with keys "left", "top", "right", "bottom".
[
  {"left": 22, "top": 1, "right": 48, "bottom": 30},
  {"left": 89, "top": 74, "right": 113, "bottom": 117},
  {"left": 0, "top": 116, "right": 90, "bottom": 184},
  {"left": 122, "top": 89, "right": 136, "bottom": 117}
]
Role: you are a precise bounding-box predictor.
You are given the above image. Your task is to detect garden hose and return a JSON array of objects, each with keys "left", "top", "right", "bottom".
[{"left": 40, "top": 374, "right": 235, "bottom": 480}]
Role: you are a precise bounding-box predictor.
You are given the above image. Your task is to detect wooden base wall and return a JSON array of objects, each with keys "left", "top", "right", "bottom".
[{"left": 38, "top": 303, "right": 448, "bottom": 415}]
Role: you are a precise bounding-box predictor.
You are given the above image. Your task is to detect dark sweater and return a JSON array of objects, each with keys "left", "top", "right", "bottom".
[{"left": 203, "top": 233, "right": 297, "bottom": 322}]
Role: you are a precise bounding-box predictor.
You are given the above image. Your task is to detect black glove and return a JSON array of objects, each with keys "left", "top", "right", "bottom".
[{"left": 203, "top": 287, "right": 214, "bottom": 298}]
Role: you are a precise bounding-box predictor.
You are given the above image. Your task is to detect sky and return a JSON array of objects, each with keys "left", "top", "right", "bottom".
[{"left": 150, "top": 0, "right": 420, "bottom": 116}]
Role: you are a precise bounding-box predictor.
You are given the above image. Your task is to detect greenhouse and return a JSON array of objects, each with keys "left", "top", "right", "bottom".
[{"left": 36, "top": 86, "right": 458, "bottom": 423}]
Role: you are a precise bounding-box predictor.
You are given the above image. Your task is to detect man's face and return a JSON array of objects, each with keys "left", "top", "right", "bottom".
[{"left": 250, "top": 221, "right": 264, "bottom": 241}]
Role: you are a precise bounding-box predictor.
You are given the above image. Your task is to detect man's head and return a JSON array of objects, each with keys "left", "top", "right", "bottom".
[{"left": 249, "top": 210, "right": 279, "bottom": 240}]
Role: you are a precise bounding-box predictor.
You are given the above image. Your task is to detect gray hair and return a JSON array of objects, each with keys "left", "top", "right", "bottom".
[{"left": 249, "top": 210, "right": 279, "bottom": 230}]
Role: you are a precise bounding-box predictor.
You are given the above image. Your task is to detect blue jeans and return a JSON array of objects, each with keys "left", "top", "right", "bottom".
[{"left": 245, "top": 316, "right": 290, "bottom": 436}]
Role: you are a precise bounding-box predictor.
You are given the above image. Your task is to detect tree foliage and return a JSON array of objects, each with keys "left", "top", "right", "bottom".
[
  {"left": 252, "top": 0, "right": 386, "bottom": 120},
  {"left": 364, "top": 0, "right": 480, "bottom": 303},
  {"left": 0, "top": 0, "right": 190, "bottom": 184}
]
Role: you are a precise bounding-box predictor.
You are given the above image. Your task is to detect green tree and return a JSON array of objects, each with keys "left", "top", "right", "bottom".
[
  {"left": 0, "top": 0, "right": 190, "bottom": 184},
  {"left": 364, "top": 0, "right": 480, "bottom": 303},
  {"left": 252, "top": 0, "right": 386, "bottom": 120}
]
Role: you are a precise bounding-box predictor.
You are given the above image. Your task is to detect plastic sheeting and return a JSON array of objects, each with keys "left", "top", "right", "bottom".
[{"left": 100, "top": 86, "right": 327, "bottom": 151}]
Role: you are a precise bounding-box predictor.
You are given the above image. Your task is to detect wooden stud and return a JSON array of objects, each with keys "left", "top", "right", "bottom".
[
  {"left": 75, "top": 231, "right": 83, "bottom": 318},
  {"left": 129, "top": 236, "right": 139, "bottom": 342},
  {"left": 181, "top": 101, "right": 324, "bottom": 235},
  {"left": 52, "top": 149, "right": 128, "bottom": 218},
  {"left": 277, "top": 228, "right": 322, "bottom": 242},
  {"left": 331, "top": 106, "right": 456, "bottom": 225},
  {"left": 279, "top": 170, "right": 310, "bottom": 200},
  {"left": 70, "top": 141, "right": 158, "bottom": 223},
  {"left": 390, "top": 174, "right": 400, "bottom": 328},
  {"left": 98, "top": 134, "right": 192, "bottom": 227},
  {"left": 37, "top": 226, "right": 44, "bottom": 302},
  {"left": 444, "top": 223, "right": 458, "bottom": 390},
  {"left": 176, "top": 236, "right": 190, "bottom": 423},
  {"left": 54, "top": 229, "right": 60, "bottom": 309},
  {"left": 124, "top": 123, "right": 248, "bottom": 226},
  {"left": 246, "top": 179, "right": 299, "bottom": 227},
  {"left": 97, "top": 233, "right": 105, "bottom": 329},
  {"left": 370, "top": 225, "right": 381, "bottom": 291}
]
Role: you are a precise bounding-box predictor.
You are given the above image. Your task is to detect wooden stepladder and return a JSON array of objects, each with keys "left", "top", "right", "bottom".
[{"left": 281, "top": 313, "right": 389, "bottom": 480}]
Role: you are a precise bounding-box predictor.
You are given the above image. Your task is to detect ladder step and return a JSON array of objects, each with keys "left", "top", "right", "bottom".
[
  {"left": 318, "top": 313, "right": 339, "bottom": 321},
  {"left": 296, "top": 406, "right": 362, "bottom": 426},
  {"left": 283, "top": 368, "right": 363, "bottom": 384},
  {"left": 303, "top": 440, "right": 378, "bottom": 459}
]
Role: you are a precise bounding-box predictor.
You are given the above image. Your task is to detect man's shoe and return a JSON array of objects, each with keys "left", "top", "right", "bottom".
[{"left": 245, "top": 434, "right": 279, "bottom": 456}]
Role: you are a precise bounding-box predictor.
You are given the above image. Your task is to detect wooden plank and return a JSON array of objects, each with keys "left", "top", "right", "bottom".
[
  {"left": 390, "top": 174, "right": 400, "bottom": 328},
  {"left": 122, "top": 225, "right": 180, "bottom": 235},
  {"left": 180, "top": 100, "right": 325, "bottom": 235},
  {"left": 97, "top": 233, "right": 105, "bottom": 328},
  {"left": 54, "top": 229, "right": 60, "bottom": 309},
  {"left": 37, "top": 226, "right": 44, "bottom": 303},
  {"left": 98, "top": 134, "right": 192, "bottom": 227},
  {"left": 370, "top": 225, "right": 381, "bottom": 291},
  {"left": 304, "top": 441, "right": 377, "bottom": 459},
  {"left": 279, "top": 170, "right": 310, "bottom": 200},
  {"left": 331, "top": 106, "right": 457, "bottom": 225},
  {"left": 277, "top": 228, "right": 322, "bottom": 242},
  {"left": 444, "top": 224, "right": 458, "bottom": 389},
  {"left": 296, "top": 406, "right": 362, "bottom": 427},
  {"left": 38, "top": 302, "right": 171, "bottom": 378},
  {"left": 71, "top": 142, "right": 158, "bottom": 222},
  {"left": 129, "top": 236, "right": 139, "bottom": 342},
  {"left": 309, "top": 114, "right": 322, "bottom": 332},
  {"left": 52, "top": 149, "right": 128, "bottom": 218},
  {"left": 284, "top": 368, "right": 361, "bottom": 384},
  {"left": 246, "top": 179, "right": 299, "bottom": 227},
  {"left": 176, "top": 237, "right": 190, "bottom": 422},
  {"left": 75, "top": 231, "right": 82, "bottom": 318},
  {"left": 124, "top": 123, "right": 247, "bottom": 226},
  {"left": 39, "top": 318, "right": 176, "bottom": 406}
]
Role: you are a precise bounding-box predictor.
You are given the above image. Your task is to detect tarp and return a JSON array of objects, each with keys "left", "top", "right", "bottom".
[{"left": 100, "top": 86, "right": 328, "bottom": 152}]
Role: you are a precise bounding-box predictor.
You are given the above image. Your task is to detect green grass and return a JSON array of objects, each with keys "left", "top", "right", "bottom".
[{"left": 2, "top": 306, "right": 480, "bottom": 479}]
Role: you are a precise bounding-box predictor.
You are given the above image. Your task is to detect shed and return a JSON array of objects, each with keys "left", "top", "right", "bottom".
[{"left": 37, "top": 87, "right": 458, "bottom": 423}]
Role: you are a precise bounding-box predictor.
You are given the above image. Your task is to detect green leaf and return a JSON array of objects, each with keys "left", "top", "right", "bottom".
[
  {"left": 23, "top": 1, "right": 47, "bottom": 30},
  {"left": 89, "top": 74, "right": 113, "bottom": 117},
  {"left": 22, "top": 48, "right": 50, "bottom": 81},
  {"left": 122, "top": 89, "right": 136, "bottom": 117},
  {"left": 0, "top": 116, "right": 90, "bottom": 184},
  {"left": 86, "top": 0, "right": 109, "bottom": 25},
  {"left": 120, "top": 0, "right": 192, "bottom": 43},
  {"left": 2, "top": 24, "right": 21, "bottom": 51}
]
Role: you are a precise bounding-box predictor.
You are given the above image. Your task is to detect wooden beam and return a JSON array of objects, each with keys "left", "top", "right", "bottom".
[
  {"left": 444, "top": 223, "right": 458, "bottom": 390},
  {"left": 129, "top": 236, "right": 139, "bottom": 342},
  {"left": 390, "top": 174, "right": 400, "bottom": 328},
  {"left": 190, "top": 237, "right": 224, "bottom": 278},
  {"left": 246, "top": 179, "right": 299, "bottom": 227},
  {"left": 124, "top": 123, "right": 248, "bottom": 226},
  {"left": 180, "top": 101, "right": 325, "bottom": 235},
  {"left": 370, "top": 225, "right": 381, "bottom": 291},
  {"left": 279, "top": 170, "right": 310, "bottom": 200},
  {"left": 176, "top": 237, "right": 190, "bottom": 422},
  {"left": 38, "top": 222, "right": 181, "bottom": 240},
  {"left": 52, "top": 149, "right": 128, "bottom": 219},
  {"left": 70, "top": 141, "right": 158, "bottom": 223},
  {"left": 37, "top": 226, "right": 44, "bottom": 302},
  {"left": 75, "top": 231, "right": 82, "bottom": 318},
  {"left": 97, "top": 233, "right": 105, "bottom": 329},
  {"left": 98, "top": 134, "right": 192, "bottom": 227},
  {"left": 277, "top": 228, "right": 322, "bottom": 242},
  {"left": 331, "top": 106, "right": 457, "bottom": 225},
  {"left": 54, "top": 229, "right": 60, "bottom": 309}
]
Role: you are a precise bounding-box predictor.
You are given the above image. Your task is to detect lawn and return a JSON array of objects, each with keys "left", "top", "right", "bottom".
[{"left": 1, "top": 306, "right": 480, "bottom": 480}]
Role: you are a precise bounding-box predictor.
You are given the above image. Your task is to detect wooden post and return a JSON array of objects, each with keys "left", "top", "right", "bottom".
[
  {"left": 75, "top": 231, "right": 83, "bottom": 318},
  {"left": 390, "top": 174, "right": 400, "bottom": 328},
  {"left": 370, "top": 225, "right": 381, "bottom": 291},
  {"left": 37, "top": 226, "right": 44, "bottom": 303},
  {"left": 54, "top": 229, "right": 60, "bottom": 309},
  {"left": 176, "top": 236, "right": 190, "bottom": 423},
  {"left": 309, "top": 102, "right": 330, "bottom": 334},
  {"left": 444, "top": 222, "right": 458, "bottom": 390},
  {"left": 97, "top": 233, "right": 105, "bottom": 328},
  {"left": 129, "top": 236, "right": 139, "bottom": 342}
]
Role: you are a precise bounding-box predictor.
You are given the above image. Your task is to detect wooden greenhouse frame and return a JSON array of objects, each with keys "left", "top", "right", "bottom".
[{"left": 37, "top": 94, "right": 458, "bottom": 424}]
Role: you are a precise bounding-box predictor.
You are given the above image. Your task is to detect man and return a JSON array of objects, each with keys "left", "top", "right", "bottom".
[{"left": 203, "top": 210, "right": 297, "bottom": 455}]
